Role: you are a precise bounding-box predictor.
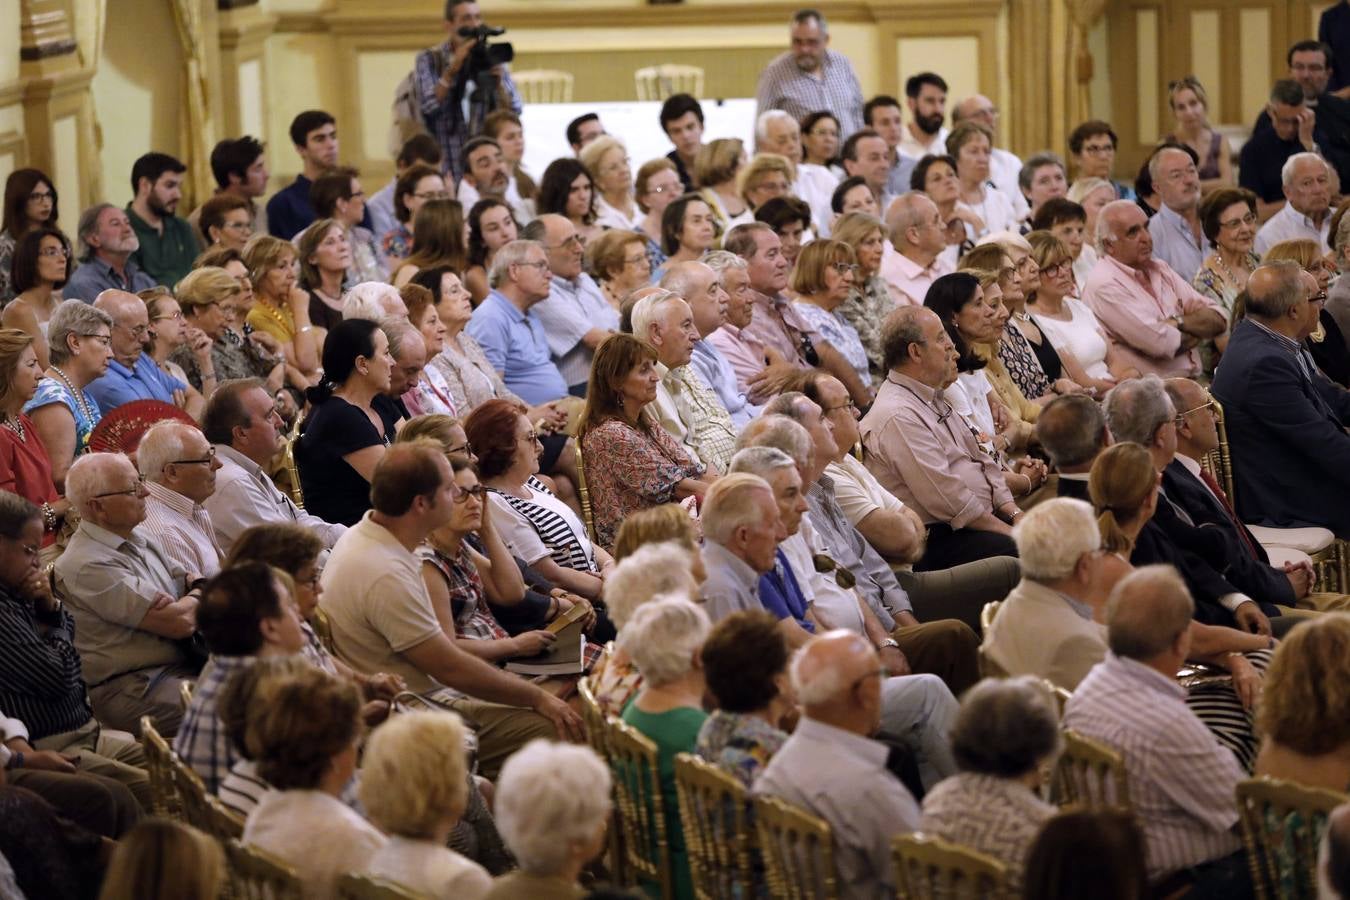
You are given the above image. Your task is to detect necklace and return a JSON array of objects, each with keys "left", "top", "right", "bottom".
[
  {"left": 251, "top": 299, "right": 296, "bottom": 337},
  {"left": 1213, "top": 251, "right": 1247, "bottom": 291},
  {"left": 50, "top": 366, "right": 95, "bottom": 423},
  {"left": 1, "top": 416, "right": 23, "bottom": 440}
]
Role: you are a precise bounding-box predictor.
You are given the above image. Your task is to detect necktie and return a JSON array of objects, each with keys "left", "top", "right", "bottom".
[{"left": 1197, "top": 469, "right": 1260, "bottom": 561}]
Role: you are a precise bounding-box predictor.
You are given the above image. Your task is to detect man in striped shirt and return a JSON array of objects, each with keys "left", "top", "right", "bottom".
[{"left": 1064, "top": 566, "right": 1254, "bottom": 897}]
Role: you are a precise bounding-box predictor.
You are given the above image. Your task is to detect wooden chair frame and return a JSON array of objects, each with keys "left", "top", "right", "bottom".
[
  {"left": 754, "top": 794, "right": 838, "bottom": 900},
  {"left": 893, "top": 832, "right": 1011, "bottom": 900},
  {"left": 607, "top": 717, "right": 673, "bottom": 897},
  {"left": 634, "top": 64, "right": 704, "bottom": 101},
  {"left": 1237, "top": 776, "right": 1349, "bottom": 900},
  {"left": 172, "top": 754, "right": 244, "bottom": 841},
  {"left": 1052, "top": 729, "right": 1132, "bottom": 811},
  {"left": 512, "top": 69, "right": 574, "bottom": 104},
  {"left": 578, "top": 678, "right": 630, "bottom": 886},
  {"left": 140, "top": 715, "right": 181, "bottom": 818},
  {"left": 225, "top": 838, "right": 305, "bottom": 900},
  {"left": 334, "top": 872, "right": 428, "bottom": 900},
  {"left": 574, "top": 440, "right": 597, "bottom": 543},
  {"left": 674, "top": 753, "right": 756, "bottom": 900},
  {"left": 977, "top": 601, "right": 1006, "bottom": 677}
]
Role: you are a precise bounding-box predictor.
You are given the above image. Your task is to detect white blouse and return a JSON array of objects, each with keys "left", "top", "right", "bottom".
[
  {"left": 242, "top": 789, "right": 386, "bottom": 900},
  {"left": 1033, "top": 298, "right": 1112, "bottom": 380},
  {"left": 365, "top": 836, "right": 492, "bottom": 900}
]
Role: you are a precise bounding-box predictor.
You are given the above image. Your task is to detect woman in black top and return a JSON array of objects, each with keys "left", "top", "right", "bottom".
[{"left": 295, "top": 318, "right": 395, "bottom": 526}]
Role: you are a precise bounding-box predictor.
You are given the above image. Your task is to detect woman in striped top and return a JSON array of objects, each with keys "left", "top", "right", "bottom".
[{"left": 466, "top": 398, "right": 615, "bottom": 601}]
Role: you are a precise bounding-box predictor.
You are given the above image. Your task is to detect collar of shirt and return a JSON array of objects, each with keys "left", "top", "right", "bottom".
[
  {"left": 145, "top": 480, "right": 204, "bottom": 518},
  {"left": 793, "top": 716, "right": 891, "bottom": 770},
  {"left": 1104, "top": 651, "right": 1187, "bottom": 700},
  {"left": 1175, "top": 453, "right": 1202, "bottom": 478},
  {"left": 87, "top": 254, "right": 143, "bottom": 280},
  {"left": 215, "top": 444, "right": 264, "bottom": 480},
  {"left": 1278, "top": 202, "right": 1326, "bottom": 233},
  {"left": 1050, "top": 587, "right": 1095, "bottom": 621},
  {"left": 105, "top": 356, "right": 141, "bottom": 379},
  {"left": 355, "top": 511, "right": 417, "bottom": 562},
  {"left": 1157, "top": 203, "right": 1202, "bottom": 248},
  {"left": 485, "top": 290, "right": 529, "bottom": 324},
  {"left": 1099, "top": 252, "right": 1157, "bottom": 284},
  {"left": 885, "top": 370, "right": 938, "bottom": 403},
  {"left": 1247, "top": 316, "right": 1304, "bottom": 354},
  {"left": 703, "top": 539, "right": 761, "bottom": 596},
  {"left": 78, "top": 519, "right": 148, "bottom": 554}
]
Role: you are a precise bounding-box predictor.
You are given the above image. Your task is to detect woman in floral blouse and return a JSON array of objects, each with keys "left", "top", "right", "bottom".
[
  {"left": 577, "top": 333, "right": 710, "bottom": 550},
  {"left": 789, "top": 239, "right": 873, "bottom": 407},
  {"left": 831, "top": 212, "right": 897, "bottom": 377}
]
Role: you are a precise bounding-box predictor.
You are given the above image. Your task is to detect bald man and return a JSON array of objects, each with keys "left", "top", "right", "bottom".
[
  {"left": 85, "top": 289, "right": 193, "bottom": 414},
  {"left": 1081, "top": 200, "right": 1224, "bottom": 378},
  {"left": 1212, "top": 261, "right": 1350, "bottom": 536},
  {"left": 523, "top": 214, "right": 620, "bottom": 395},
  {"left": 754, "top": 630, "right": 920, "bottom": 900}
]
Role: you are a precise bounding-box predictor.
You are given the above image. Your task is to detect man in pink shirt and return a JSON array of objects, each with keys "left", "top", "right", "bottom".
[
  {"left": 1082, "top": 200, "right": 1225, "bottom": 378},
  {"left": 880, "top": 192, "right": 953, "bottom": 306}
]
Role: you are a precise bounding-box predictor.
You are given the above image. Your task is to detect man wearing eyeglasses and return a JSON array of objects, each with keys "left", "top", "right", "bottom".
[
  {"left": 55, "top": 452, "right": 206, "bottom": 738},
  {"left": 137, "top": 421, "right": 226, "bottom": 579},
  {"left": 84, "top": 290, "right": 194, "bottom": 415},
  {"left": 1147, "top": 146, "right": 1206, "bottom": 282}
]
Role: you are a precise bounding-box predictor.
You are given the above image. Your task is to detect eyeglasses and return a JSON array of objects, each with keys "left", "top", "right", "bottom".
[
  {"left": 152, "top": 310, "right": 183, "bottom": 322},
  {"left": 514, "top": 259, "right": 551, "bottom": 272},
  {"left": 452, "top": 483, "right": 487, "bottom": 504},
  {"left": 1040, "top": 261, "right": 1071, "bottom": 277},
  {"left": 296, "top": 570, "right": 322, "bottom": 588},
  {"left": 1219, "top": 212, "right": 1257, "bottom": 229},
  {"left": 413, "top": 190, "right": 452, "bottom": 200},
  {"left": 645, "top": 184, "right": 676, "bottom": 196},
  {"left": 1311, "top": 291, "right": 1329, "bottom": 304},
  {"left": 447, "top": 442, "right": 474, "bottom": 457},
  {"left": 822, "top": 400, "right": 858, "bottom": 414},
  {"left": 78, "top": 333, "right": 112, "bottom": 346},
  {"left": 830, "top": 262, "right": 859, "bottom": 275},
  {"left": 623, "top": 254, "right": 650, "bottom": 267},
  {"left": 1176, "top": 399, "right": 1216, "bottom": 421},
  {"left": 518, "top": 430, "right": 539, "bottom": 444},
  {"left": 117, "top": 322, "right": 150, "bottom": 337},
  {"left": 546, "top": 234, "right": 584, "bottom": 250},
  {"left": 1081, "top": 142, "right": 1115, "bottom": 155},
  {"left": 28, "top": 190, "right": 54, "bottom": 202},
  {"left": 93, "top": 476, "right": 146, "bottom": 499},
  {"left": 222, "top": 221, "right": 254, "bottom": 232},
  {"left": 38, "top": 246, "right": 70, "bottom": 258},
  {"left": 171, "top": 446, "right": 217, "bottom": 466}
]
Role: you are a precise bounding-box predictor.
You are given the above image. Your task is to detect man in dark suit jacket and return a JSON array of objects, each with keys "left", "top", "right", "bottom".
[{"left": 1211, "top": 263, "right": 1350, "bottom": 537}]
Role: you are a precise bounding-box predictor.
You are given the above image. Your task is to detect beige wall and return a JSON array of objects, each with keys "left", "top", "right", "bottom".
[{"left": 0, "top": 2, "right": 26, "bottom": 180}]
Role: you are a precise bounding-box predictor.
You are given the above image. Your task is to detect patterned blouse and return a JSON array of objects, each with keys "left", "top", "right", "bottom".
[
  {"left": 997, "top": 325, "right": 1053, "bottom": 401},
  {"left": 0, "top": 232, "right": 15, "bottom": 304},
  {"left": 417, "top": 543, "right": 510, "bottom": 641},
  {"left": 591, "top": 646, "right": 643, "bottom": 718},
  {"left": 171, "top": 327, "right": 278, "bottom": 391},
  {"left": 793, "top": 301, "right": 872, "bottom": 388},
  {"left": 1192, "top": 251, "right": 1259, "bottom": 323},
  {"left": 695, "top": 710, "right": 789, "bottom": 789},
  {"left": 430, "top": 332, "right": 523, "bottom": 415},
  {"left": 836, "top": 274, "right": 897, "bottom": 374},
  {"left": 23, "top": 377, "right": 101, "bottom": 455},
  {"left": 919, "top": 772, "right": 1056, "bottom": 895},
  {"left": 381, "top": 224, "right": 413, "bottom": 263},
  {"left": 580, "top": 416, "right": 704, "bottom": 550}
]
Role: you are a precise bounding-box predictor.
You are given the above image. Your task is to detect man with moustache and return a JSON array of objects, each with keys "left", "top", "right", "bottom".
[
  {"left": 898, "top": 73, "right": 950, "bottom": 160},
  {"left": 455, "top": 136, "right": 512, "bottom": 210},
  {"left": 126, "top": 152, "right": 199, "bottom": 287},
  {"left": 64, "top": 205, "right": 157, "bottom": 302}
]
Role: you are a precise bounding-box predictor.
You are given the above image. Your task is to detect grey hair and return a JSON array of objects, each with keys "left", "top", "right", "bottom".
[
  {"left": 1013, "top": 498, "right": 1102, "bottom": 581},
  {"left": 382, "top": 318, "right": 422, "bottom": 360},
  {"left": 76, "top": 203, "right": 120, "bottom": 261},
  {"left": 342, "top": 282, "right": 404, "bottom": 321},
  {"left": 494, "top": 740, "right": 612, "bottom": 876},
  {"left": 603, "top": 541, "right": 699, "bottom": 629},
  {"left": 950, "top": 676, "right": 1063, "bottom": 777},
  {"left": 735, "top": 414, "right": 813, "bottom": 471},
  {"left": 885, "top": 192, "right": 935, "bottom": 246},
  {"left": 1036, "top": 394, "right": 1108, "bottom": 470},
  {"left": 629, "top": 289, "right": 683, "bottom": 345},
  {"left": 880, "top": 305, "right": 930, "bottom": 372},
  {"left": 66, "top": 452, "right": 135, "bottom": 512},
  {"left": 136, "top": 421, "right": 199, "bottom": 482},
  {"left": 1018, "top": 152, "right": 1067, "bottom": 193},
  {"left": 761, "top": 390, "right": 809, "bottom": 423},
  {"left": 1106, "top": 564, "right": 1194, "bottom": 660},
  {"left": 1147, "top": 145, "right": 1194, "bottom": 185},
  {"left": 1282, "top": 151, "right": 1328, "bottom": 188},
  {"left": 617, "top": 596, "right": 711, "bottom": 686},
  {"left": 701, "top": 472, "right": 774, "bottom": 546},
  {"left": 1094, "top": 199, "right": 1144, "bottom": 255},
  {"left": 1246, "top": 260, "right": 1306, "bottom": 319},
  {"left": 1103, "top": 375, "right": 1174, "bottom": 447},
  {"left": 658, "top": 261, "right": 713, "bottom": 301},
  {"left": 489, "top": 239, "right": 543, "bottom": 289},
  {"left": 47, "top": 299, "right": 113, "bottom": 365},
  {"left": 790, "top": 629, "right": 871, "bottom": 706},
  {"left": 756, "top": 109, "right": 799, "bottom": 146},
  {"left": 701, "top": 249, "right": 748, "bottom": 276},
  {"left": 728, "top": 446, "right": 798, "bottom": 482},
  {"left": 1067, "top": 176, "right": 1114, "bottom": 206}
]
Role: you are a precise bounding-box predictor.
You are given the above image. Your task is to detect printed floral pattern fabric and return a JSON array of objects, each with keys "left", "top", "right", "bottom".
[
  {"left": 695, "top": 709, "right": 789, "bottom": 789},
  {"left": 580, "top": 417, "right": 703, "bottom": 549}
]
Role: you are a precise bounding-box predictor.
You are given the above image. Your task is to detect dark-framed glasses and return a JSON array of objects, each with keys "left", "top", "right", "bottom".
[
  {"left": 93, "top": 476, "right": 146, "bottom": 499},
  {"left": 172, "top": 446, "right": 217, "bottom": 466}
]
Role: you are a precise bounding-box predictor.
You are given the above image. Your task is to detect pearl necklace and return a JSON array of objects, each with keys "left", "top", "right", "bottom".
[
  {"left": 50, "top": 366, "right": 95, "bottom": 423},
  {"left": 1, "top": 416, "right": 23, "bottom": 440}
]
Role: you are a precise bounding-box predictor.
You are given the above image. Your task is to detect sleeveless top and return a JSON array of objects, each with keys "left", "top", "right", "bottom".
[{"left": 997, "top": 324, "right": 1055, "bottom": 399}]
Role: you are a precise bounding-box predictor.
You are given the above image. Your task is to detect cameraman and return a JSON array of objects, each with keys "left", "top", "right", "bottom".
[{"left": 415, "top": 0, "right": 522, "bottom": 183}]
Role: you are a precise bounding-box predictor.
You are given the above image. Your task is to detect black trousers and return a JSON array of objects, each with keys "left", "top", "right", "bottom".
[{"left": 916, "top": 523, "right": 1019, "bottom": 572}]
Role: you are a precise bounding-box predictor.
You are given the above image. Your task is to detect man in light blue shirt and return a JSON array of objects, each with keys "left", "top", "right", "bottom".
[
  {"left": 86, "top": 291, "right": 187, "bottom": 413},
  {"left": 526, "top": 215, "right": 619, "bottom": 396},
  {"left": 662, "top": 260, "right": 761, "bottom": 428},
  {"left": 1147, "top": 146, "right": 1206, "bottom": 282},
  {"left": 65, "top": 205, "right": 158, "bottom": 303},
  {"left": 465, "top": 240, "right": 570, "bottom": 407}
]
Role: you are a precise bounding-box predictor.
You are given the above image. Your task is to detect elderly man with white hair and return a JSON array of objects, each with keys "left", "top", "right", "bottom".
[
  {"left": 85, "top": 290, "right": 192, "bottom": 415},
  {"left": 1081, "top": 199, "right": 1225, "bottom": 378},
  {"left": 138, "top": 420, "right": 226, "bottom": 578},
  {"left": 1147, "top": 146, "right": 1206, "bottom": 281},
  {"left": 881, "top": 193, "right": 953, "bottom": 306},
  {"left": 757, "top": 109, "right": 838, "bottom": 234},
  {"left": 632, "top": 288, "right": 737, "bottom": 473},
  {"left": 54, "top": 452, "right": 204, "bottom": 736},
  {"left": 1065, "top": 566, "right": 1254, "bottom": 896},
  {"left": 755, "top": 629, "right": 920, "bottom": 900},
  {"left": 1254, "top": 152, "right": 1334, "bottom": 255},
  {"left": 487, "top": 739, "right": 612, "bottom": 899},
  {"left": 341, "top": 281, "right": 408, "bottom": 322}
]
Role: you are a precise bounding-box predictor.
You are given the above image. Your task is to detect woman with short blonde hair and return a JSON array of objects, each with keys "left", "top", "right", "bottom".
[
  {"left": 737, "top": 153, "right": 795, "bottom": 212},
  {"left": 695, "top": 138, "right": 751, "bottom": 235},
  {"left": 791, "top": 239, "right": 872, "bottom": 402},
  {"left": 242, "top": 234, "right": 319, "bottom": 387},
  {"left": 98, "top": 820, "right": 224, "bottom": 900},
  {"left": 583, "top": 135, "right": 641, "bottom": 231}
]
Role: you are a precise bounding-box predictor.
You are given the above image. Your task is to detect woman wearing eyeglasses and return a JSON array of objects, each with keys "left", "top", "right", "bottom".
[
  {"left": 1192, "top": 189, "right": 1261, "bottom": 368},
  {"left": 197, "top": 195, "right": 254, "bottom": 252},
  {"left": 140, "top": 288, "right": 214, "bottom": 420},
  {"left": 381, "top": 164, "right": 448, "bottom": 273},
  {"left": 0, "top": 328, "right": 70, "bottom": 546},
  {"left": 1166, "top": 77, "right": 1234, "bottom": 192},
  {"left": 466, "top": 398, "right": 615, "bottom": 603},
  {"left": 583, "top": 136, "right": 641, "bottom": 232},
  {"left": 635, "top": 159, "right": 681, "bottom": 270},
  {"left": 585, "top": 229, "right": 652, "bottom": 314},
  {"left": 0, "top": 169, "right": 58, "bottom": 305},
  {"left": 25, "top": 300, "right": 113, "bottom": 492},
  {"left": 3, "top": 227, "right": 72, "bottom": 370},
  {"left": 790, "top": 240, "right": 873, "bottom": 405}
]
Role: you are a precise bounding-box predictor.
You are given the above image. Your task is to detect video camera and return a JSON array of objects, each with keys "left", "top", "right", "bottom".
[{"left": 457, "top": 24, "right": 514, "bottom": 76}]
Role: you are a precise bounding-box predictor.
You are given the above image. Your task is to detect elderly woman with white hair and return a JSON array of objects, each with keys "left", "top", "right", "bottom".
[
  {"left": 360, "top": 711, "right": 492, "bottom": 900},
  {"left": 919, "top": 676, "right": 1059, "bottom": 894},
  {"left": 619, "top": 596, "right": 711, "bottom": 900},
  {"left": 342, "top": 281, "right": 409, "bottom": 323},
  {"left": 483, "top": 740, "right": 612, "bottom": 899}
]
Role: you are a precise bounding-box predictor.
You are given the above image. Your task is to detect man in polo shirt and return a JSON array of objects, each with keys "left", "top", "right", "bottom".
[
  {"left": 1147, "top": 146, "right": 1206, "bottom": 281},
  {"left": 85, "top": 291, "right": 189, "bottom": 413},
  {"left": 63, "top": 204, "right": 156, "bottom": 303},
  {"left": 465, "top": 239, "right": 570, "bottom": 407},
  {"left": 127, "top": 152, "right": 200, "bottom": 288}
]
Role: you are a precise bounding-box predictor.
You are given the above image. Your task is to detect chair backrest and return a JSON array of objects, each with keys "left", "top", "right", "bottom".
[
  {"left": 335, "top": 872, "right": 429, "bottom": 900},
  {"left": 607, "top": 717, "right": 673, "bottom": 898},
  {"left": 1042, "top": 680, "right": 1072, "bottom": 718},
  {"left": 977, "top": 601, "right": 1006, "bottom": 677},
  {"left": 180, "top": 680, "right": 194, "bottom": 712},
  {"left": 171, "top": 753, "right": 245, "bottom": 841},
  {"left": 574, "top": 441, "right": 597, "bottom": 543},
  {"left": 277, "top": 422, "right": 304, "bottom": 509},
  {"left": 893, "top": 832, "right": 1011, "bottom": 900},
  {"left": 754, "top": 794, "right": 838, "bottom": 900},
  {"left": 1237, "top": 776, "right": 1349, "bottom": 900},
  {"left": 634, "top": 64, "right": 704, "bottom": 101},
  {"left": 577, "top": 676, "right": 607, "bottom": 756},
  {"left": 225, "top": 839, "right": 305, "bottom": 900},
  {"left": 140, "top": 715, "right": 182, "bottom": 818},
  {"left": 513, "top": 69, "right": 575, "bottom": 104},
  {"left": 674, "top": 753, "right": 756, "bottom": 900},
  {"left": 1202, "top": 397, "right": 1235, "bottom": 505},
  {"left": 979, "top": 600, "right": 1002, "bottom": 633},
  {"left": 1053, "top": 729, "right": 1131, "bottom": 811}
]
